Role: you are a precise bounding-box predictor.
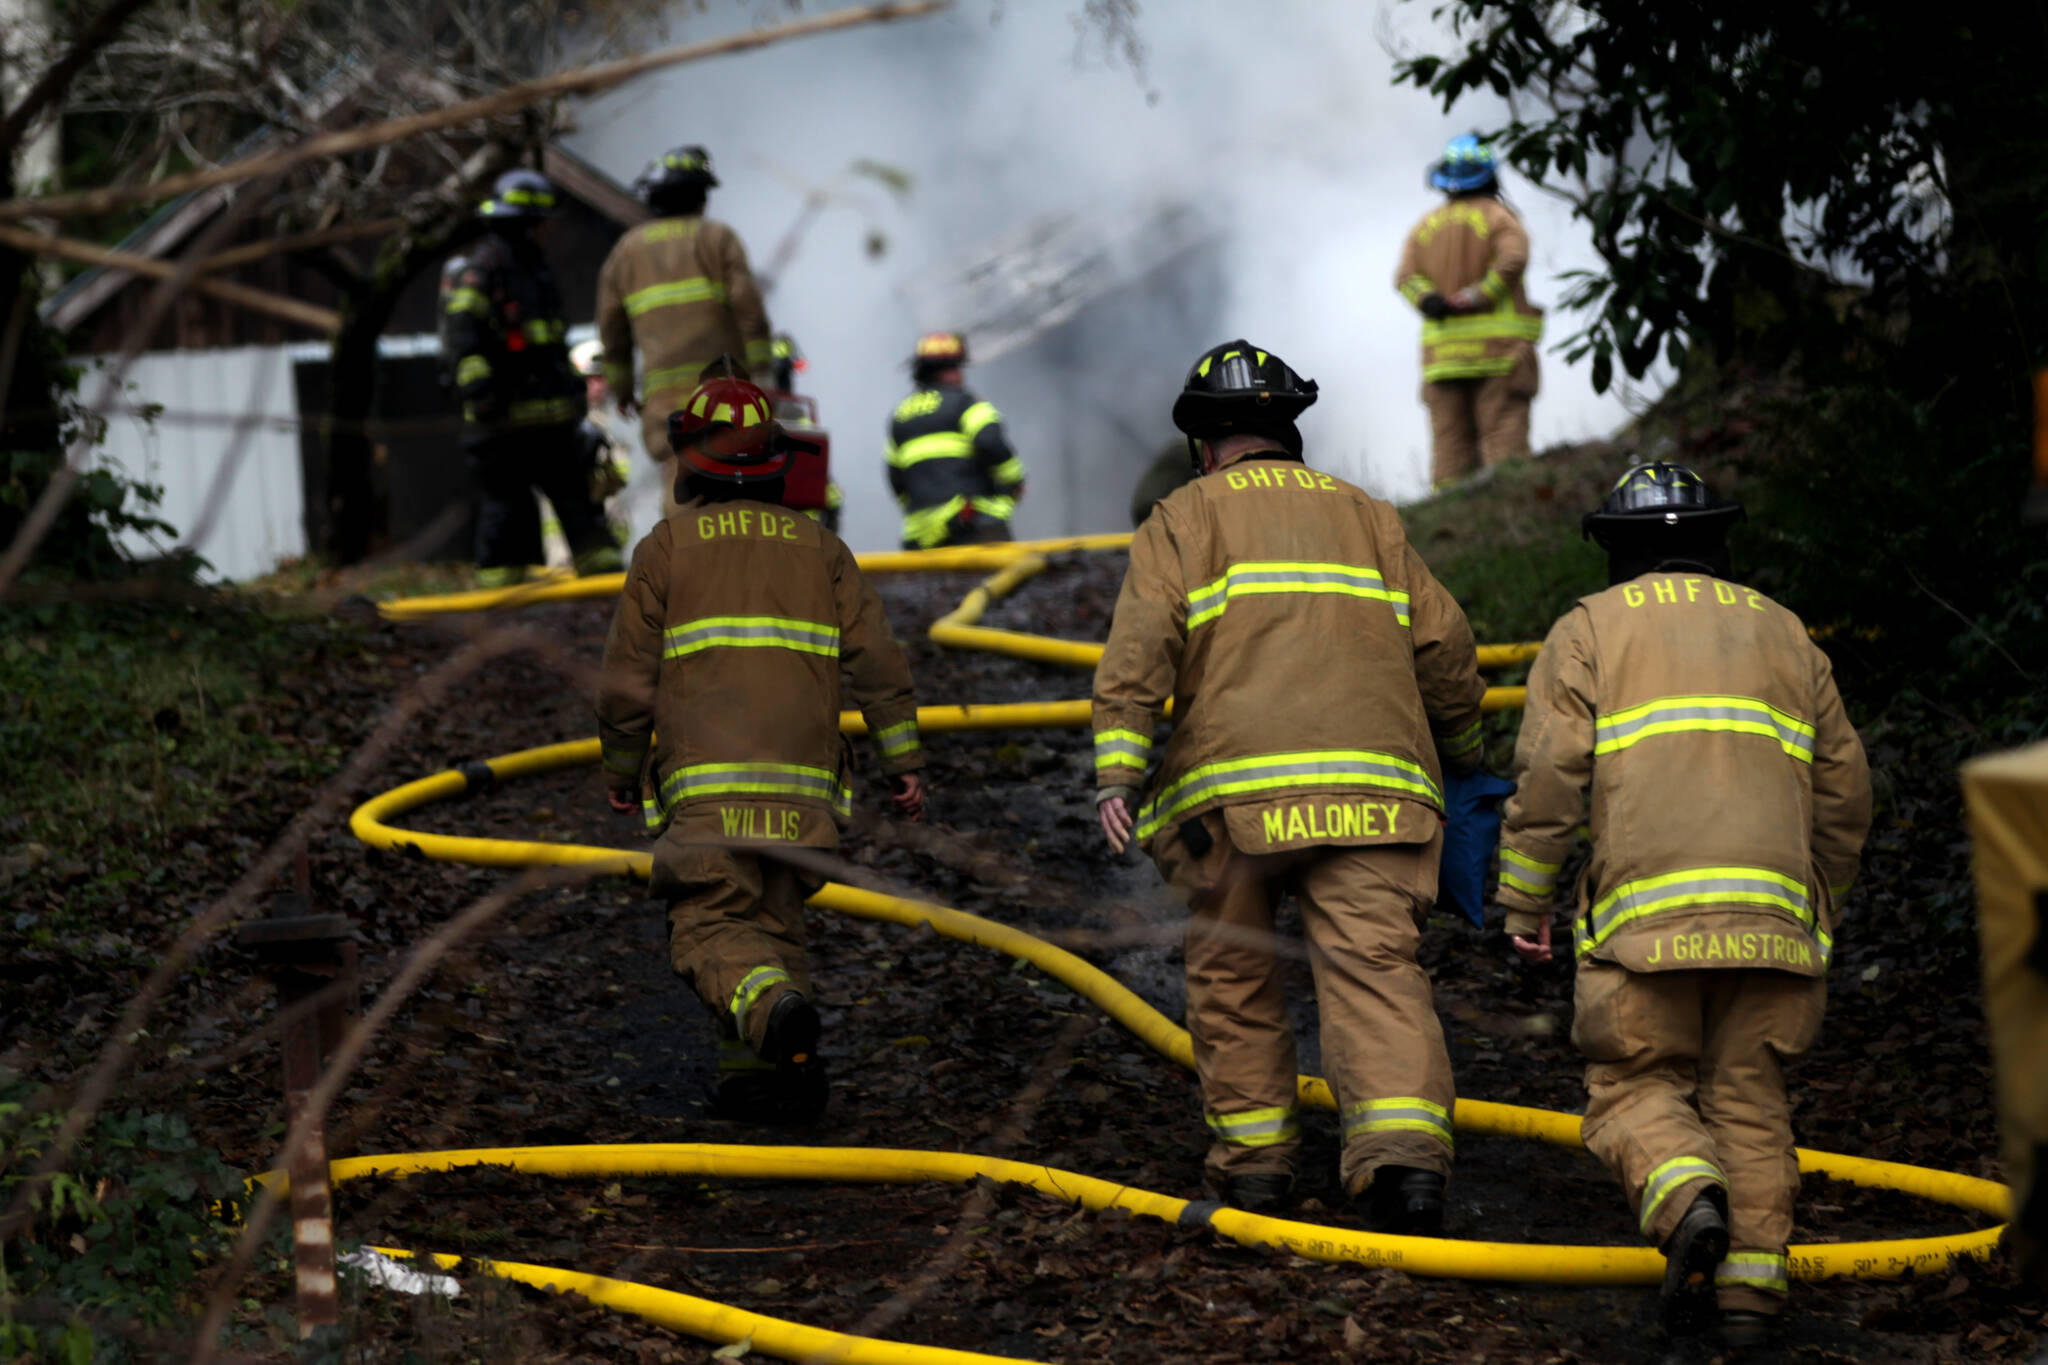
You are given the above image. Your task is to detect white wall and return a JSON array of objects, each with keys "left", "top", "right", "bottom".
[{"left": 83, "top": 346, "right": 306, "bottom": 582}]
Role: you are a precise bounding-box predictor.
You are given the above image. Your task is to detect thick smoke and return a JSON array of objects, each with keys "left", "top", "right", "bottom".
[{"left": 566, "top": 1, "right": 1649, "bottom": 550}]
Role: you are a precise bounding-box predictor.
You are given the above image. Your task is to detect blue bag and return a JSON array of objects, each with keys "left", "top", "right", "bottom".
[{"left": 1439, "top": 769, "right": 1517, "bottom": 927}]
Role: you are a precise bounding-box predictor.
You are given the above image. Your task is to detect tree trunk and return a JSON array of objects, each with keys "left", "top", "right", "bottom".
[{"left": 321, "top": 216, "right": 479, "bottom": 564}]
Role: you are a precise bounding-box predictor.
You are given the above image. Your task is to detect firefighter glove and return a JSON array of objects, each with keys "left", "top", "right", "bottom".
[{"left": 1418, "top": 292, "right": 1452, "bottom": 321}]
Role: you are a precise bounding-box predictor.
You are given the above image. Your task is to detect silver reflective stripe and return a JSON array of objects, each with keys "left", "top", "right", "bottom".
[
  {"left": 1638, "top": 1155, "right": 1726, "bottom": 1233},
  {"left": 1136, "top": 749, "right": 1442, "bottom": 839},
  {"left": 874, "top": 720, "right": 920, "bottom": 757},
  {"left": 1583, "top": 867, "right": 1811, "bottom": 954},
  {"left": 664, "top": 616, "right": 840, "bottom": 659},
  {"left": 1340, "top": 1097, "right": 1454, "bottom": 1149},
  {"left": 1716, "top": 1252, "right": 1788, "bottom": 1293},
  {"left": 1594, "top": 696, "right": 1815, "bottom": 761},
  {"left": 1204, "top": 1106, "right": 1300, "bottom": 1147},
  {"left": 1187, "top": 562, "right": 1410, "bottom": 630}
]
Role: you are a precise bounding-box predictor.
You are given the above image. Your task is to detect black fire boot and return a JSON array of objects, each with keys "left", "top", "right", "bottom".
[
  {"left": 1360, "top": 1166, "right": 1446, "bottom": 1236},
  {"left": 761, "top": 991, "right": 821, "bottom": 1067},
  {"left": 1720, "top": 1309, "right": 1777, "bottom": 1348},
  {"left": 1224, "top": 1172, "right": 1294, "bottom": 1215},
  {"left": 1660, "top": 1190, "right": 1730, "bottom": 1336}
]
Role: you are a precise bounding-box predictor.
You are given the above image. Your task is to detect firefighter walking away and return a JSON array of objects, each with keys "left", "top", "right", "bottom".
[
  {"left": 596, "top": 145, "right": 773, "bottom": 515},
  {"left": 1396, "top": 135, "right": 1545, "bottom": 489},
  {"left": 886, "top": 331, "right": 1026, "bottom": 548},
  {"left": 1496, "top": 462, "right": 1871, "bottom": 1346},
  {"left": 1092, "top": 340, "right": 1488, "bottom": 1227},
  {"left": 596, "top": 373, "right": 927, "bottom": 1125},
  {"left": 438, "top": 169, "right": 621, "bottom": 586}
]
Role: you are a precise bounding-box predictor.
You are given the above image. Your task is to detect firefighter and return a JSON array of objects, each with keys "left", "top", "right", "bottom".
[
  {"left": 767, "top": 333, "right": 843, "bottom": 533},
  {"left": 1395, "top": 135, "right": 1545, "bottom": 489},
  {"left": 596, "top": 373, "right": 927, "bottom": 1124},
  {"left": 568, "top": 339, "right": 634, "bottom": 546},
  {"left": 596, "top": 145, "right": 772, "bottom": 516},
  {"left": 1092, "top": 340, "right": 1487, "bottom": 1226},
  {"left": 1496, "top": 463, "right": 1871, "bottom": 1343},
  {"left": 886, "top": 331, "right": 1026, "bottom": 549},
  {"left": 439, "top": 169, "right": 621, "bottom": 586}
]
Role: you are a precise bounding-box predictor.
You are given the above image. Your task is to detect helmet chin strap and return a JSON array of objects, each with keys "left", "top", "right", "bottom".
[{"left": 1652, "top": 555, "right": 1721, "bottom": 574}]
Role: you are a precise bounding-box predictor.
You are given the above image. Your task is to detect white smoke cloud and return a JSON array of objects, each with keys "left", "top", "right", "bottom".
[{"left": 566, "top": 0, "right": 1657, "bottom": 549}]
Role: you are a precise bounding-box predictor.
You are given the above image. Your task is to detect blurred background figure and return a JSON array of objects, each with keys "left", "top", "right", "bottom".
[
  {"left": 570, "top": 339, "right": 637, "bottom": 550},
  {"left": 597, "top": 145, "right": 773, "bottom": 516},
  {"left": 1396, "top": 135, "right": 1545, "bottom": 490},
  {"left": 439, "top": 168, "right": 621, "bottom": 586},
  {"left": 885, "top": 331, "right": 1026, "bottom": 549}
]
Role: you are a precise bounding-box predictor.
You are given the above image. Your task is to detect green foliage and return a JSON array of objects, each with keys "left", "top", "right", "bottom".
[
  {"left": 1395, "top": 1, "right": 2048, "bottom": 389},
  {"left": 0, "top": 1076, "right": 247, "bottom": 1362}
]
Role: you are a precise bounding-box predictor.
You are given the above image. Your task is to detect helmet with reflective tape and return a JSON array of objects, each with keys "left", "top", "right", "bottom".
[
  {"left": 634, "top": 145, "right": 719, "bottom": 204},
  {"left": 1171, "top": 340, "right": 1318, "bottom": 462},
  {"left": 478, "top": 169, "right": 561, "bottom": 220},
  {"left": 910, "top": 330, "right": 968, "bottom": 377},
  {"left": 1428, "top": 134, "right": 1499, "bottom": 194},
  {"left": 1582, "top": 461, "right": 1745, "bottom": 579},
  {"left": 569, "top": 339, "right": 605, "bottom": 378},
  {"left": 669, "top": 375, "right": 788, "bottom": 484}
]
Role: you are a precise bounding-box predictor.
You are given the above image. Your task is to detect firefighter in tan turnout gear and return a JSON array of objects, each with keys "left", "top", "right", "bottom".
[
  {"left": 1395, "top": 135, "right": 1545, "bottom": 488},
  {"left": 596, "top": 146, "right": 772, "bottom": 514},
  {"left": 1496, "top": 463, "right": 1872, "bottom": 1344},
  {"left": 597, "top": 374, "right": 927, "bottom": 1124},
  {"left": 886, "top": 331, "right": 1027, "bottom": 548},
  {"left": 1092, "top": 341, "right": 1489, "bottom": 1227}
]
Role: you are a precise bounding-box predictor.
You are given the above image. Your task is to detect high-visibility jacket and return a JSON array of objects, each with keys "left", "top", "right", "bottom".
[
  {"left": 1092, "top": 449, "right": 1487, "bottom": 855},
  {"left": 438, "top": 231, "right": 584, "bottom": 439},
  {"left": 596, "top": 498, "right": 924, "bottom": 847},
  {"left": 1497, "top": 572, "right": 1872, "bottom": 976},
  {"left": 885, "top": 383, "right": 1025, "bottom": 548},
  {"left": 1394, "top": 196, "right": 1545, "bottom": 382},
  {"left": 595, "top": 215, "right": 772, "bottom": 455}
]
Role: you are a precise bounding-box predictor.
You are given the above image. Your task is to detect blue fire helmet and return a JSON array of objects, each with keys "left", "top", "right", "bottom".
[
  {"left": 477, "top": 169, "right": 561, "bottom": 220},
  {"left": 1429, "top": 134, "right": 1499, "bottom": 193}
]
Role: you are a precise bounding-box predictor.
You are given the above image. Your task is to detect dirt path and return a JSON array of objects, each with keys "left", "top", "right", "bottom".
[{"left": 287, "top": 553, "right": 2037, "bottom": 1363}]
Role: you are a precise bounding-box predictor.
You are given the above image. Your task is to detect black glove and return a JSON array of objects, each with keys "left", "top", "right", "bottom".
[{"left": 1419, "top": 292, "right": 1452, "bottom": 321}]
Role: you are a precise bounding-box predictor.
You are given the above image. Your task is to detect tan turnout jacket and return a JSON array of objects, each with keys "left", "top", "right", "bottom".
[
  {"left": 596, "top": 216, "right": 773, "bottom": 456},
  {"left": 1092, "top": 450, "right": 1487, "bottom": 856},
  {"left": 597, "top": 498, "right": 923, "bottom": 848},
  {"left": 1498, "top": 572, "right": 1872, "bottom": 976},
  {"left": 1395, "top": 196, "right": 1544, "bottom": 382}
]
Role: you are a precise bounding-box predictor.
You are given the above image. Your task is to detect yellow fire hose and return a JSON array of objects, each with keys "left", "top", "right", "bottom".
[{"left": 330, "top": 541, "right": 2006, "bottom": 1361}]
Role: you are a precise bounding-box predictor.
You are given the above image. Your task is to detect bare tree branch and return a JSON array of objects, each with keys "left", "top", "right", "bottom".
[
  {"left": 0, "top": 223, "right": 342, "bottom": 331},
  {"left": 0, "top": 0, "right": 159, "bottom": 154}
]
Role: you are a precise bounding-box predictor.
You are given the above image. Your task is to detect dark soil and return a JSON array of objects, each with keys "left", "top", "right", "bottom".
[{"left": 25, "top": 550, "right": 2044, "bottom": 1363}]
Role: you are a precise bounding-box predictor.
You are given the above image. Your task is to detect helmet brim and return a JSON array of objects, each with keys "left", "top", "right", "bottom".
[{"left": 1582, "top": 502, "right": 1745, "bottom": 544}]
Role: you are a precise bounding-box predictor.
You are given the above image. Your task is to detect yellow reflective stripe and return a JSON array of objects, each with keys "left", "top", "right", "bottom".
[
  {"left": 444, "top": 287, "right": 491, "bottom": 316},
  {"left": 1580, "top": 866, "right": 1812, "bottom": 958},
  {"left": 523, "top": 319, "right": 568, "bottom": 343},
  {"left": 1638, "top": 1155, "right": 1726, "bottom": 1234},
  {"left": 1399, "top": 274, "right": 1434, "bottom": 304},
  {"left": 455, "top": 355, "right": 492, "bottom": 386},
  {"left": 969, "top": 495, "right": 1016, "bottom": 521},
  {"left": 888, "top": 431, "right": 974, "bottom": 468},
  {"left": 1204, "top": 1105, "right": 1299, "bottom": 1147},
  {"left": 602, "top": 362, "right": 632, "bottom": 390},
  {"left": 1094, "top": 728, "right": 1152, "bottom": 772},
  {"left": 500, "top": 187, "right": 557, "bottom": 208},
  {"left": 960, "top": 400, "right": 1001, "bottom": 439},
  {"left": 1422, "top": 310, "right": 1544, "bottom": 344},
  {"left": 663, "top": 614, "right": 841, "bottom": 659},
  {"left": 1479, "top": 269, "right": 1510, "bottom": 304},
  {"left": 1187, "top": 561, "right": 1410, "bottom": 631},
  {"left": 651, "top": 761, "right": 852, "bottom": 825},
  {"left": 874, "top": 719, "right": 921, "bottom": 757},
  {"left": 505, "top": 397, "right": 577, "bottom": 426},
  {"left": 1816, "top": 926, "right": 1833, "bottom": 966},
  {"left": 1136, "top": 750, "right": 1442, "bottom": 840},
  {"left": 1716, "top": 1252, "right": 1789, "bottom": 1294},
  {"left": 1498, "top": 845, "right": 1564, "bottom": 897},
  {"left": 600, "top": 741, "right": 646, "bottom": 777},
  {"left": 745, "top": 337, "right": 774, "bottom": 368},
  {"left": 1595, "top": 694, "right": 1815, "bottom": 762},
  {"left": 1437, "top": 719, "right": 1482, "bottom": 758},
  {"left": 623, "top": 276, "right": 729, "bottom": 317},
  {"left": 730, "top": 965, "right": 791, "bottom": 1037},
  {"left": 901, "top": 497, "right": 968, "bottom": 547},
  {"left": 990, "top": 457, "right": 1025, "bottom": 486},
  {"left": 1339, "top": 1096, "right": 1453, "bottom": 1148},
  {"left": 1424, "top": 357, "right": 1518, "bottom": 381},
  {"left": 1829, "top": 876, "right": 1855, "bottom": 901}
]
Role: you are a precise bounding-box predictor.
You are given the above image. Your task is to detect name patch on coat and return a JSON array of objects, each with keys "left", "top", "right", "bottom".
[
  {"left": 720, "top": 806, "right": 802, "bottom": 841},
  {"left": 696, "top": 509, "right": 802, "bottom": 542},
  {"left": 1640, "top": 930, "right": 1815, "bottom": 969},
  {"left": 1222, "top": 797, "right": 1434, "bottom": 854}
]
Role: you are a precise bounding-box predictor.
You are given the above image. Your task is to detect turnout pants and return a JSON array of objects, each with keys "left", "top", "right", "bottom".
[
  {"left": 1574, "top": 961, "right": 1826, "bottom": 1315},
  {"left": 467, "top": 424, "right": 614, "bottom": 571},
  {"left": 1423, "top": 343, "right": 1539, "bottom": 487},
  {"left": 1153, "top": 811, "right": 1455, "bottom": 1198},
  {"left": 651, "top": 833, "right": 813, "bottom": 1053}
]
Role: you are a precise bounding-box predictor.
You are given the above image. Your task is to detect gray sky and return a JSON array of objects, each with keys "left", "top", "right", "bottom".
[{"left": 567, "top": 1, "right": 1655, "bottom": 550}]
